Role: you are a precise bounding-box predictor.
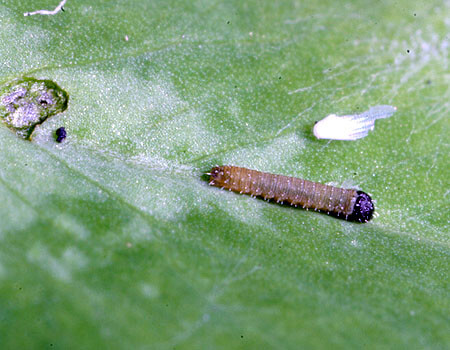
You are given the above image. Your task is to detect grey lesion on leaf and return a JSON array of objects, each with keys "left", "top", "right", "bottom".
[{"left": 0, "top": 77, "right": 69, "bottom": 140}]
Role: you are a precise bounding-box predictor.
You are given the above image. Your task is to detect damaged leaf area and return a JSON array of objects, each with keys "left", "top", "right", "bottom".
[{"left": 0, "top": 77, "right": 68, "bottom": 139}]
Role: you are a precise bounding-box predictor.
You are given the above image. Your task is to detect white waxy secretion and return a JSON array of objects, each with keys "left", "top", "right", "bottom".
[{"left": 313, "top": 105, "right": 397, "bottom": 140}]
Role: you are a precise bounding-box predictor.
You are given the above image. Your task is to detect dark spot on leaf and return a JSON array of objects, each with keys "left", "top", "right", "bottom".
[
  {"left": 56, "top": 127, "right": 67, "bottom": 143},
  {"left": 406, "top": 49, "right": 410, "bottom": 53},
  {"left": 227, "top": 21, "right": 230, "bottom": 24},
  {"left": 0, "top": 77, "right": 69, "bottom": 140},
  {"left": 38, "top": 92, "right": 53, "bottom": 107}
]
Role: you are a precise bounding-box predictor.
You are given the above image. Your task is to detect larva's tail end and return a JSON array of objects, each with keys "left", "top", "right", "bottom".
[
  {"left": 348, "top": 191, "right": 375, "bottom": 223},
  {"left": 208, "top": 166, "right": 225, "bottom": 186}
]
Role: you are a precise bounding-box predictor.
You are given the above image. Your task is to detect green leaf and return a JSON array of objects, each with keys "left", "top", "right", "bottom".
[{"left": 0, "top": 1, "right": 448, "bottom": 348}]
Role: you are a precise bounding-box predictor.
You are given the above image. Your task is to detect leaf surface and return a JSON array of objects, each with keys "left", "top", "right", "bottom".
[{"left": 0, "top": 1, "right": 448, "bottom": 348}]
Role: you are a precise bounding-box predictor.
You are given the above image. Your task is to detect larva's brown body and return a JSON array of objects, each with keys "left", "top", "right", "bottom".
[{"left": 209, "top": 166, "right": 374, "bottom": 222}]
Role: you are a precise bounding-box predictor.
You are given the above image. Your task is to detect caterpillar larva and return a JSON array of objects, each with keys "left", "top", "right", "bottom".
[{"left": 209, "top": 166, "right": 374, "bottom": 223}]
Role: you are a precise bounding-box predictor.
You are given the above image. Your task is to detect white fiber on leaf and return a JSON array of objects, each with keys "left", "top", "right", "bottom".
[
  {"left": 24, "top": 0, "right": 67, "bottom": 16},
  {"left": 313, "top": 105, "right": 397, "bottom": 140}
]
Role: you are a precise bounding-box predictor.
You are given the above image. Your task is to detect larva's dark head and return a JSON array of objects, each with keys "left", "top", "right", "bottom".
[{"left": 348, "top": 191, "right": 375, "bottom": 223}]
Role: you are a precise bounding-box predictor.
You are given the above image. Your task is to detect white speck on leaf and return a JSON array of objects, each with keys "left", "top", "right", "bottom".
[{"left": 140, "top": 283, "right": 160, "bottom": 299}]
